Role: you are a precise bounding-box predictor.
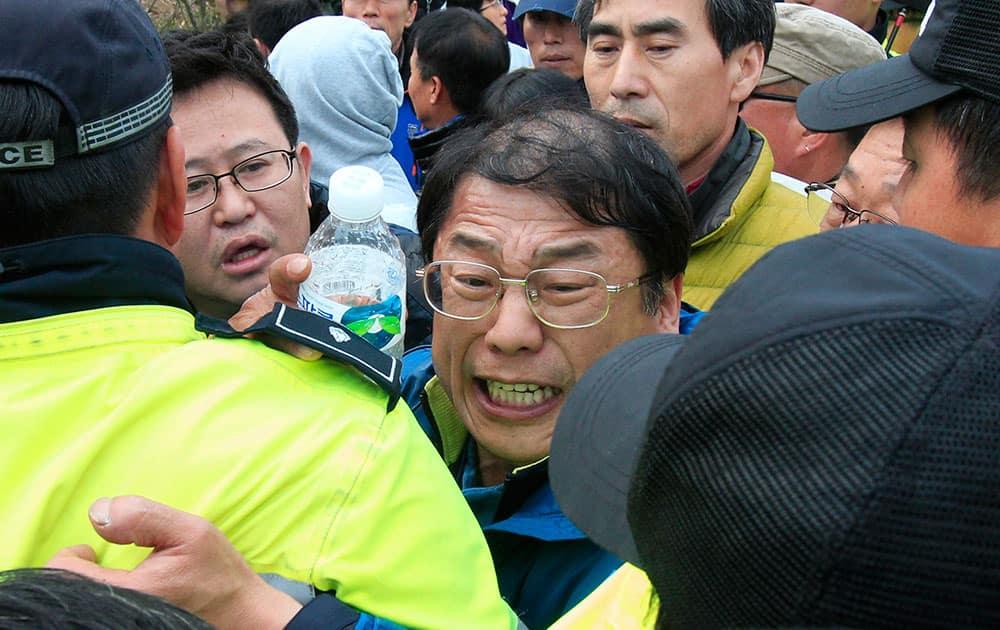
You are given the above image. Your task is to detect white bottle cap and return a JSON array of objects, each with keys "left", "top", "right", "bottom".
[{"left": 328, "top": 165, "right": 384, "bottom": 222}]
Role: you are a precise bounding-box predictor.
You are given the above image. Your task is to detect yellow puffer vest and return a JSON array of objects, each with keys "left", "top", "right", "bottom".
[{"left": 684, "top": 133, "right": 817, "bottom": 309}]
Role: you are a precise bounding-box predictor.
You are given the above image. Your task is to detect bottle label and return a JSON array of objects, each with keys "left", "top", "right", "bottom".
[{"left": 298, "top": 287, "right": 403, "bottom": 353}]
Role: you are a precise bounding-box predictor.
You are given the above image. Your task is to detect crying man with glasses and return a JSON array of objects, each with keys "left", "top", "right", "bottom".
[{"left": 394, "top": 104, "right": 700, "bottom": 628}]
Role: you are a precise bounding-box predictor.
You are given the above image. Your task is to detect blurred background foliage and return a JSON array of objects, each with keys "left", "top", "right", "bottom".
[{"left": 143, "top": 0, "right": 223, "bottom": 31}]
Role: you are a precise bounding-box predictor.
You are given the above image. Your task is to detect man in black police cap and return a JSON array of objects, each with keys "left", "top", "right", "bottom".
[
  {"left": 552, "top": 225, "right": 1000, "bottom": 627},
  {"left": 797, "top": 0, "right": 1000, "bottom": 247},
  {"left": 0, "top": 1, "right": 516, "bottom": 628}
]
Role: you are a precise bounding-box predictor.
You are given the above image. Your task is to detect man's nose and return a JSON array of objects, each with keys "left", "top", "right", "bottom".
[
  {"left": 608, "top": 45, "right": 649, "bottom": 100},
  {"left": 211, "top": 176, "right": 256, "bottom": 226},
  {"left": 483, "top": 285, "right": 545, "bottom": 355}
]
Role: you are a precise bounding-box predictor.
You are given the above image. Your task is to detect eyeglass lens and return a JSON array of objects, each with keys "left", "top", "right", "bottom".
[
  {"left": 185, "top": 150, "right": 293, "bottom": 214},
  {"left": 424, "top": 262, "right": 612, "bottom": 327}
]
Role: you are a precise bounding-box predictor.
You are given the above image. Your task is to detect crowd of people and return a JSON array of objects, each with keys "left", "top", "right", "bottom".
[{"left": 1, "top": 0, "right": 998, "bottom": 628}]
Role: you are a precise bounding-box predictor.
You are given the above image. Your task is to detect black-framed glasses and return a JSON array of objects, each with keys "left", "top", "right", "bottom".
[
  {"left": 185, "top": 149, "right": 297, "bottom": 215},
  {"left": 415, "top": 260, "right": 652, "bottom": 329},
  {"left": 805, "top": 181, "right": 897, "bottom": 227},
  {"left": 748, "top": 91, "right": 799, "bottom": 104}
]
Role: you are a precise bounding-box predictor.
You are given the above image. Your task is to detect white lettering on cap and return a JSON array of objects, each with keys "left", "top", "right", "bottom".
[{"left": 0, "top": 141, "right": 55, "bottom": 169}]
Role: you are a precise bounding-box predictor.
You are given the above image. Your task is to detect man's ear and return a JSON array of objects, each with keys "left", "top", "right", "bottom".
[
  {"left": 728, "top": 41, "right": 766, "bottom": 104},
  {"left": 795, "top": 127, "right": 834, "bottom": 159},
  {"left": 253, "top": 38, "right": 271, "bottom": 58},
  {"left": 653, "top": 274, "right": 684, "bottom": 334},
  {"left": 152, "top": 124, "right": 187, "bottom": 247},
  {"left": 429, "top": 75, "right": 445, "bottom": 106},
  {"left": 296, "top": 141, "right": 313, "bottom": 207},
  {"left": 405, "top": 0, "right": 417, "bottom": 28}
]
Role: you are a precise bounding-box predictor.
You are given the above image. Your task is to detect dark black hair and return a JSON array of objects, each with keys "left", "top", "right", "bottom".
[
  {"left": 411, "top": 8, "right": 509, "bottom": 116},
  {"left": 0, "top": 82, "right": 167, "bottom": 247},
  {"left": 933, "top": 92, "right": 1000, "bottom": 202},
  {"left": 576, "top": 0, "right": 775, "bottom": 62},
  {"left": 249, "top": 0, "right": 324, "bottom": 51},
  {"left": 0, "top": 568, "right": 211, "bottom": 629},
  {"left": 162, "top": 29, "right": 299, "bottom": 147},
  {"left": 480, "top": 67, "right": 589, "bottom": 121},
  {"left": 418, "top": 103, "right": 693, "bottom": 314},
  {"left": 444, "top": 0, "right": 486, "bottom": 10}
]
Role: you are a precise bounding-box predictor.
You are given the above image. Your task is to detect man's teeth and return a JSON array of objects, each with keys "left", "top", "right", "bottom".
[
  {"left": 230, "top": 247, "right": 261, "bottom": 263},
  {"left": 486, "top": 380, "right": 559, "bottom": 406}
]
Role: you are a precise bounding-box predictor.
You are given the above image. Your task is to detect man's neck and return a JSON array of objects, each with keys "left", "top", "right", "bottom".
[
  {"left": 477, "top": 444, "right": 514, "bottom": 487},
  {"left": 679, "top": 122, "right": 740, "bottom": 188}
]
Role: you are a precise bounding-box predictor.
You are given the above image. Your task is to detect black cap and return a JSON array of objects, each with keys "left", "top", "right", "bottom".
[
  {"left": 797, "top": 0, "right": 1000, "bottom": 131},
  {"left": 553, "top": 225, "right": 1000, "bottom": 627},
  {"left": 550, "top": 333, "right": 686, "bottom": 567},
  {"left": 0, "top": 0, "right": 172, "bottom": 170}
]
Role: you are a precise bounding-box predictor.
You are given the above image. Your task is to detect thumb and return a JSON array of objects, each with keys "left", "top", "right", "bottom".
[
  {"left": 267, "top": 254, "right": 312, "bottom": 306},
  {"left": 46, "top": 543, "right": 135, "bottom": 586},
  {"left": 47, "top": 544, "right": 97, "bottom": 565},
  {"left": 269, "top": 254, "right": 311, "bottom": 306},
  {"left": 89, "top": 496, "right": 198, "bottom": 550}
]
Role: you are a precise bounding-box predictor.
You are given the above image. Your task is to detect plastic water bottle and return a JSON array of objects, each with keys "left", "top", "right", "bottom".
[{"left": 298, "top": 166, "right": 407, "bottom": 359}]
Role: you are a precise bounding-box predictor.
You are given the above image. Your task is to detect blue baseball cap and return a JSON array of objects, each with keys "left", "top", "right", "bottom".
[
  {"left": 512, "top": 0, "right": 576, "bottom": 20},
  {"left": 0, "top": 0, "right": 171, "bottom": 170}
]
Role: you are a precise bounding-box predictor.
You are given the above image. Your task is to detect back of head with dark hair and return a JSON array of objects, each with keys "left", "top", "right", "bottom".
[
  {"left": 249, "top": 0, "right": 324, "bottom": 51},
  {"left": 0, "top": 82, "right": 167, "bottom": 248},
  {"left": 0, "top": 568, "right": 211, "bottom": 629},
  {"left": 933, "top": 92, "right": 1000, "bottom": 202},
  {"left": 163, "top": 29, "right": 299, "bottom": 147},
  {"left": 480, "top": 67, "right": 589, "bottom": 121},
  {"left": 418, "top": 103, "right": 693, "bottom": 315},
  {"left": 412, "top": 8, "right": 509, "bottom": 116},
  {"left": 442, "top": 0, "right": 482, "bottom": 10},
  {"left": 576, "top": 0, "right": 775, "bottom": 62}
]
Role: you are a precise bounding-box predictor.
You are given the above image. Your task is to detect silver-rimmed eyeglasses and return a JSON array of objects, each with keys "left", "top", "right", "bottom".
[
  {"left": 185, "top": 149, "right": 297, "bottom": 215},
  {"left": 805, "top": 181, "right": 897, "bottom": 227},
  {"left": 415, "top": 260, "right": 652, "bottom": 330}
]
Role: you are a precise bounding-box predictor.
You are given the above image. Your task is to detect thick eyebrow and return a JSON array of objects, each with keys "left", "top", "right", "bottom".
[
  {"left": 444, "top": 230, "right": 501, "bottom": 256},
  {"left": 587, "top": 20, "right": 623, "bottom": 40},
  {"left": 441, "top": 231, "right": 603, "bottom": 267},
  {"left": 185, "top": 139, "right": 275, "bottom": 172},
  {"left": 532, "top": 240, "right": 603, "bottom": 266},
  {"left": 633, "top": 17, "right": 685, "bottom": 38},
  {"left": 840, "top": 164, "right": 861, "bottom": 185}
]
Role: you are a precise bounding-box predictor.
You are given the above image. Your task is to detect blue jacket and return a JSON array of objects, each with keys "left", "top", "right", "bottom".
[
  {"left": 400, "top": 347, "right": 618, "bottom": 629},
  {"left": 394, "top": 305, "right": 705, "bottom": 629},
  {"left": 390, "top": 95, "right": 421, "bottom": 192}
]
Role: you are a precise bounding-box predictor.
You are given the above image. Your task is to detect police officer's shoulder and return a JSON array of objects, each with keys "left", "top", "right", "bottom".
[{"left": 195, "top": 306, "right": 402, "bottom": 410}]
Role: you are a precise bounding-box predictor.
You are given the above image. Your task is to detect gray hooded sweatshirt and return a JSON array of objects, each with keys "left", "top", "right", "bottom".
[{"left": 270, "top": 16, "right": 418, "bottom": 231}]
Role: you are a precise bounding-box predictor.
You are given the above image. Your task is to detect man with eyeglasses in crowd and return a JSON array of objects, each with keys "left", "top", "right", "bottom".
[
  {"left": 797, "top": 0, "right": 1000, "bottom": 247},
  {"left": 811, "top": 117, "right": 907, "bottom": 230},
  {"left": 162, "top": 29, "right": 313, "bottom": 319},
  {"left": 394, "top": 103, "right": 698, "bottom": 629}
]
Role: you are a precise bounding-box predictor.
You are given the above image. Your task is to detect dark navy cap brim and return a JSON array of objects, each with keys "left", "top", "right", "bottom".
[
  {"left": 551, "top": 334, "right": 687, "bottom": 568},
  {"left": 797, "top": 53, "right": 962, "bottom": 132}
]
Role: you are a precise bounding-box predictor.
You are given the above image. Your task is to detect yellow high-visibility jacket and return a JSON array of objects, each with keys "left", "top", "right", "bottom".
[{"left": 0, "top": 235, "right": 517, "bottom": 630}]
